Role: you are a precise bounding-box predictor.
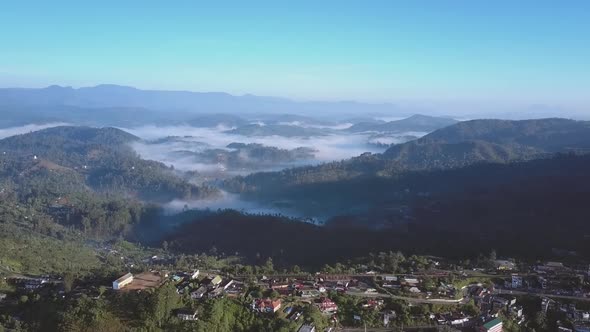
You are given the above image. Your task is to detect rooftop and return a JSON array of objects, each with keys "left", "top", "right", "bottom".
[
  {"left": 483, "top": 318, "right": 502, "bottom": 329},
  {"left": 115, "top": 273, "right": 133, "bottom": 283}
]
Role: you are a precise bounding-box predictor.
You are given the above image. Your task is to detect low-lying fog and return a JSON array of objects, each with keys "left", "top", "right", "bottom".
[
  {"left": 120, "top": 120, "right": 428, "bottom": 220},
  {"left": 0, "top": 116, "right": 434, "bottom": 220},
  {"left": 163, "top": 190, "right": 321, "bottom": 223},
  {"left": 123, "top": 124, "right": 423, "bottom": 174}
]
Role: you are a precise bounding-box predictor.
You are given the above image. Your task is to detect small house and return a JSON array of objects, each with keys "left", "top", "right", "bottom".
[
  {"left": 252, "top": 298, "right": 282, "bottom": 313},
  {"left": 409, "top": 287, "right": 421, "bottom": 293},
  {"left": 191, "top": 286, "right": 208, "bottom": 299},
  {"left": 318, "top": 298, "right": 338, "bottom": 313},
  {"left": 480, "top": 318, "right": 503, "bottom": 332},
  {"left": 495, "top": 260, "right": 516, "bottom": 271},
  {"left": 404, "top": 277, "right": 419, "bottom": 286},
  {"left": 204, "top": 275, "right": 222, "bottom": 289},
  {"left": 175, "top": 308, "right": 198, "bottom": 321},
  {"left": 298, "top": 324, "right": 316, "bottom": 332}
]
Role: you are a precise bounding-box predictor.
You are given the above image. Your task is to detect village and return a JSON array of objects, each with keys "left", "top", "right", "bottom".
[{"left": 2, "top": 250, "right": 590, "bottom": 332}]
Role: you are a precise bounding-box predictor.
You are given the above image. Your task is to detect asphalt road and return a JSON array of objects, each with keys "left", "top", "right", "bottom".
[
  {"left": 346, "top": 290, "right": 467, "bottom": 305},
  {"left": 494, "top": 288, "right": 590, "bottom": 302}
]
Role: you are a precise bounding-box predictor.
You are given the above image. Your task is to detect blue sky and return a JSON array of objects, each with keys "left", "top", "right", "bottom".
[{"left": 0, "top": 1, "right": 588, "bottom": 106}]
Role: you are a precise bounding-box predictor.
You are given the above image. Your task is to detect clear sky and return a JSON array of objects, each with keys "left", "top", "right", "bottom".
[{"left": 0, "top": 1, "right": 589, "bottom": 107}]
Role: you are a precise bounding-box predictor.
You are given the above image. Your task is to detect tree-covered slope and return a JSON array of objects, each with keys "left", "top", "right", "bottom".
[
  {"left": 222, "top": 118, "right": 590, "bottom": 222},
  {"left": 226, "top": 118, "right": 590, "bottom": 194},
  {"left": 0, "top": 126, "right": 219, "bottom": 202},
  {"left": 415, "top": 118, "right": 590, "bottom": 151}
]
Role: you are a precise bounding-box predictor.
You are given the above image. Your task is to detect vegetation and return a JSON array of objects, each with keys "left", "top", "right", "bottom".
[
  {"left": 167, "top": 142, "right": 316, "bottom": 171},
  {"left": 2, "top": 120, "right": 590, "bottom": 331},
  {"left": 0, "top": 126, "right": 219, "bottom": 202},
  {"left": 346, "top": 114, "right": 458, "bottom": 133},
  {"left": 225, "top": 118, "right": 590, "bottom": 195}
]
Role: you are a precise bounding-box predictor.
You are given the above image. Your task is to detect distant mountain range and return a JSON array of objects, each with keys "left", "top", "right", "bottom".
[{"left": 0, "top": 84, "right": 402, "bottom": 120}]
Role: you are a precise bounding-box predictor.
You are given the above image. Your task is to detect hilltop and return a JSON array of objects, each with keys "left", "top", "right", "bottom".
[
  {"left": 347, "top": 114, "right": 458, "bottom": 133},
  {"left": 0, "top": 126, "right": 219, "bottom": 202}
]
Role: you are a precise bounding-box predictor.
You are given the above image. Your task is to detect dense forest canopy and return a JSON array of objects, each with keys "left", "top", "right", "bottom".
[{"left": 225, "top": 118, "right": 590, "bottom": 195}]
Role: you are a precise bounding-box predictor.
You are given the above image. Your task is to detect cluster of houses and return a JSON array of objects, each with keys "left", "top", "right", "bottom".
[
  {"left": 111, "top": 269, "right": 247, "bottom": 301},
  {"left": 185, "top": 274, "right": 245, "bottom": 300},
  {"left": 419, "top": 284, "right": 521, "bottom": 330},
  {"left": 541, "top": 297, "right": 590, "bottom": 331},
  {"left": 7, "top": 257, "right": 588, "bottom": 331},
  {"left": 111, "top": 270, "right": 246, "bottom": 323},
  {"left": 472, "top": 284, "right": 523, "bottom": 317},
  {"left": 433, "top": 312, "right": 504, "bottom": 331},
  {"left": 380, "top": 275, "right": 419, "bottom": 291},
  {"left": 495, "top": 260, "right": 590, "bottom": 301},
  {"left": 378, "top": 274, "right": 457, "bottom": 299},
  {"left": 7, "top": 276, "right": 53, "bottom": 291},
  {"left": 261, "top": 275, "right": 356, "bottom": 299}
]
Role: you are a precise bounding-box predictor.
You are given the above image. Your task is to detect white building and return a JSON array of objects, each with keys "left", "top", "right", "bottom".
[
  {"left": 511, "top": 275, "right": 523, "bottom": 289},
  {"left": 113, "top": 273, "right": 133, "bottom": 290},
  {"left": 384, "top": 275, "right": 398, "bottom": 282}
]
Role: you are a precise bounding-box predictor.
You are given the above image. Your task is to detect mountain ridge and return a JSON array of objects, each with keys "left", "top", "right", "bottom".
[
  {"left": 0, "top": 84, "right": 401, "bottom": 116},
  {"left": 347, "top": 114, "right": 458, "bottom": 133}
]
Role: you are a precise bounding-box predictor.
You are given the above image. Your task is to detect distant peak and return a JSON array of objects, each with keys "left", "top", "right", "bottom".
[
  {"left": 91, "top": 84, "right": 138, "bottom": 91},
  {"left": 44, "top": 85, "right": 72, "bottom": 90},
  {"left": 407, "top": 114, "right": 432, "bottom": 119}
]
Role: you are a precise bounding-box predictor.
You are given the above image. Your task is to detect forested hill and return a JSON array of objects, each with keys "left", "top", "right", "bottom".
[
  {"left": 225, "top": 118, "right": 590, "bottom": 194},
  {"left": 416, "top": 118, "right": 590, "bottom": 150},
  {"left": 167, "top": 154, "right": 590, "bottom": 263},
  {"left": 0, "top": 126, "right": 219, "bottom": 202},
  {"left": 380, "top": 118, "right": 590, "bottom": 169},
  {"left": 0, "top": 126, "right": 139, "bottom": 164}
]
